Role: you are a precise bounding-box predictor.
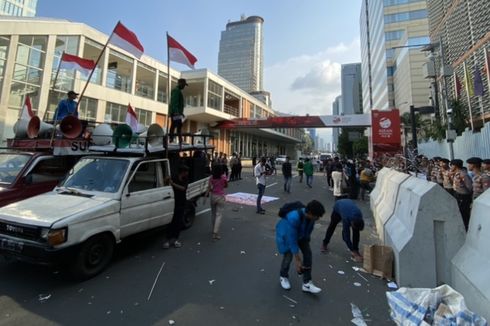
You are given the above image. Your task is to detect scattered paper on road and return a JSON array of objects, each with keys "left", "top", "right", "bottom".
[
  {"left": 353, "top": 282, "right": 362, "bottom": 287},
  {"left": 240, "top": 250, "right": 246, "bottom": 255},
  {"left": 283, "top": 295, "right": 298, "bottom": 304},
  {"left": 38, "top": 294, "right": 51, "bottom": 302},
  {"left": 350, "top": 303, "right": 368, "bottom": 326},
  {"left": 168, "top": 320, "right": 175, "bottom": 325},
  {"left": 337, "top": 270, "right": 345, "bottom": 275},
  {"left": 209, "top": 279, "right": 216, "bottom": 285}
]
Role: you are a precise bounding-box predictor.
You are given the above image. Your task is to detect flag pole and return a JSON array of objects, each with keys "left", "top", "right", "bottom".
[
  {"left": 463, "top": 62, "right": 474, "bottom": 130},
  {"left": 44, "top": 51, "right": 64, "bottom": 121},
  {"left": 166, "top": 32, "right": 171, "bottom": 158},
  {"left": 76, "top": 22, "right": 117, "bottom": 112}
]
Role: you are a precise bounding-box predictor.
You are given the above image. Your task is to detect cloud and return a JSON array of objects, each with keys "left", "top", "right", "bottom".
[{"left": 264, "top": 38, "right": 361, "bottom": 144}]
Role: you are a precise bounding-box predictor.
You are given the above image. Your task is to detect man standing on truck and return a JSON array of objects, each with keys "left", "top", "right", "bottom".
[
  {"left": 54, "top": 90, "right": 79, "bottom": 121},
  {"left": 163, "top": 165, "right": 189, "bottom": 249},
  {"left": 169, "top": 78, "right": 188, "bottom": 145}
]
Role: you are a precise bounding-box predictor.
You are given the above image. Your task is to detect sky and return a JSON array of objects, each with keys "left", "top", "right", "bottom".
[{"left": 38, "top": 0, "right": 362, "bottom": 144}]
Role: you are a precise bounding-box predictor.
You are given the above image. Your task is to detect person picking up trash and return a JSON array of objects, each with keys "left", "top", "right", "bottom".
[
  {"left": 321, "top": 198, "right": 364, "bottom": 262},
  {"left": 275, "top": 200, "right": 326, "bottom": 293}
]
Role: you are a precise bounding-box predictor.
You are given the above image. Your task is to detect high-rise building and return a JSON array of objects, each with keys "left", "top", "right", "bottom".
[
  {"left": 427, "top": 0, "right": 490, "bottom": 126},
  {"left": 218, "top": 15, "right": 264, "bottom": 93},
  {"left": 332, "top": 95, "right": 342, "bottom": 151},
  {"left": 341, "top": 63, "right": 363, "bottom": 115},
  {"left": 360, "top": 0, "right": 431, "bottom": 114},
  {"left": 0, "top": 0, "right": 37, "bottom": 17}
]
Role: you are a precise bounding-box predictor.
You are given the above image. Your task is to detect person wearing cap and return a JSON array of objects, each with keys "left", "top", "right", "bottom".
[
  {"left": 54, "top": 90, "right": 79, "bottom": 121},
  {"left": 169, "top": 78, "right": 188, "bottom": 145},
  {"left": 451, "top": 159, "right": 472, "bottom": 230},
  {"left": 482, "top": 159, "right": 490, "bottom": 193},
  {"left": 440, "top": 159, "right": 453, "bottom": 194}
]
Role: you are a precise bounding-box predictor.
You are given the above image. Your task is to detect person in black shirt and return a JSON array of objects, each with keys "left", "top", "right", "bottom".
[
  {"left": 282, "top": 156, "right": 292, "bottom": 193},
  {"left": 163, "top": 165, "right": 189, "bottom": 249}
]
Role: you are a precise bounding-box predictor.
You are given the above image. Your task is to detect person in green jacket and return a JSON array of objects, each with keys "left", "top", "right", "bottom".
[
  {"left": 169, "top": 78, "right": 188, "bottom": 145},
  {"left": 304, "top": 158, "right": 314, "bottom": 188}
]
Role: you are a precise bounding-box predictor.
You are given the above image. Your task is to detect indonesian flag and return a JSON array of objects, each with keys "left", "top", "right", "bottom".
[
  {"left": 20, "top": 95, "right": 35, "bottom": 120},
  {"left": 453, "top": 73, "right": 462, "bottom": 99},
  {"left": 125, "top": 103, "right": 138, "bottom": 132},
  {"left": 109, "top": 22, "right": 144, "bottom": 59},
  {"left": 59, "top": 53, "right": 96, "bottom": 77},
  {"left": 167, "top": 34, "right": 197, "bottom": 69}
]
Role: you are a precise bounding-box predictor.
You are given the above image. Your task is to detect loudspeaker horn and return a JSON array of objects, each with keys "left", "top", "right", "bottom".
[
  {"left": 112, "top": 124, "right": 133, "bottom": 148},
  {"left": 27, "top": 116, "right": 54, "bottom": 139},
  {"left": 59, "top": 116, "right": 82, "bottom": 139},
  {"left": 139, "top": 123, "right": 165, "bottom": 147},
  {"left": 13, "top": 119, "right": 30, "bottom": 138},
  {"left": 91, "top": 124, "right": 114, "bottom": 146}
]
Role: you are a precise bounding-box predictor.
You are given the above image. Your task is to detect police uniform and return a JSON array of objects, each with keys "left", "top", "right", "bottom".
[
  {"left": 452, "top": 159, "right": 472, "bottom": 230},
  {"left": 467, "top": 157, "right": 483, "bottom": 200},
  {"left": 482, "top": 159, "right": 490, "bottom": 193},
  {"left": 441, "top": 161, "right": 454, "bottom": 194}
]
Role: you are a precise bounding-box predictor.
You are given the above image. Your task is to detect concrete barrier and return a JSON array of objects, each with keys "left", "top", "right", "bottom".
[
  {"left": 451, "top": 189, "right": 490, "bottom": 321},
  {"left": 370, "top": 168, "right": 410, "bottom": 242},
  {"left": 385, "top": 176, "right": 466, "bottom": 288}
]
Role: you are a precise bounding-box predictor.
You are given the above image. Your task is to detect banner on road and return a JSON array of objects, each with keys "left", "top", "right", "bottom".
[{"left": 226, "top": 192, "right": 279, "bottom": 206}]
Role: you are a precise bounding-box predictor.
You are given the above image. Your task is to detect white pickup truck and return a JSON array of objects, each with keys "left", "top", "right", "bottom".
[{"left": 0, "top": 150, "right": 210, "bottom": 279}]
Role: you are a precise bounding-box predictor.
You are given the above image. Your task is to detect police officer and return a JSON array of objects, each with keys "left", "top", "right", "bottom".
[
  {"left": 482, "top": 159, "right": 490, "bottom": 193},
  {"left": 430, "top": 157, "right": 441, "bottom": 183},
  {"left": 451, "top": 159, "right": 472, "bottom": 230},
  {"left": 440, "top": 158, "right": 453, "bottom": 194},
  {"left": 466, "top": 157, "right": 484, "bottom": 200}
]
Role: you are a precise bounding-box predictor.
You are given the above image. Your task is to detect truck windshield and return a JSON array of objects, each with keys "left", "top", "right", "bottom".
[
  {"left": 0, "top": 154, "right": 30, "bottom": 185},
  {"left": 62, "top": 158, "right": 129, "bottom": 193}
]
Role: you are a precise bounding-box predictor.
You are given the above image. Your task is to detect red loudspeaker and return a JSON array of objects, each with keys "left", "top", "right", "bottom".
[{"left": 59, "top": 116, "right": 82, "bottom": 139}]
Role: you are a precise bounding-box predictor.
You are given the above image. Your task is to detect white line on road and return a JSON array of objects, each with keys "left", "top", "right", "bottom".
[
  {"left": 147, "top": 261, "right": 166, "bottom": 301},
  {"left": 282, "top": 295, "right": 298, "bottom": 304},
  {"left": 266, "top": 182, "right": 278, "bottom": 188},
  {"left": 196, "top": 208, "right": 211, "bottom": 216}
]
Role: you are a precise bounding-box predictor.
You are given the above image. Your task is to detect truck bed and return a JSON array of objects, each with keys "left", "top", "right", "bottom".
[{"left": 186, "top": 176, "right": 210, "bottom": 200}]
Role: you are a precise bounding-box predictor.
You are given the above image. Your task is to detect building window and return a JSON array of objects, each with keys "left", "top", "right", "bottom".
[
  {"left": 136, "top": 108, "right": 152, "bottom": 126},
  {"left": 0, "top": 36, "right": 10, "bottom": 93},
  {"left": 384, "top": 0, "right": 425, "bottom": 6},
  {"left": 385, "top": 48, "right": 395, "bottom": 59},
  {"left": 51, "top": 35, "right": 79, "bottom": 91},
  {"left": 81, "top": 38, "right": 103, "bottom": 85},
  {"left": 106, "top": 49, "right": 133, "bottom": 93},
  {"left": 385, "top": 30, "right": 404, "bottom": 41},
  {"left": 406, "top": 36, "right": 430, "bottom": 47},
  {"left": 105, "top": 102, "right": 127, "bottom": 124},
  {"left": 384, "top": 9, "right": 427, "bottom": 24},
  {"left": 207, "top": 79, "right": 222, "bottom": 111},
  {"left": 9, "top": 35, "right": 47, "bottom": 113},
  {"left": 135, "top": 62, "right": 155, "bottom": 99}
]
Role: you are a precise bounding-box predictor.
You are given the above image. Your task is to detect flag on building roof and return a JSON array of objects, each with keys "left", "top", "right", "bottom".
[
  {"left": 463, "top": 62, "right": 474, "bottom": 97},
  {"left": 59, "top": 53, "right": 96, "bottom": 78},
  {"left": 473, "top": 66, "right": 484, "bottom": 97},
  {"left": 125, "top": 103, "right": 138, "bottom": 132},
  {"left": 109, "top": 22, "right": 144, "bottom": 59},
  {"left": 167, "top": 34, "right": 197, "bottom": 69},
  {"left": 20, "top": 95, "right": 35, "bottom": 120}
]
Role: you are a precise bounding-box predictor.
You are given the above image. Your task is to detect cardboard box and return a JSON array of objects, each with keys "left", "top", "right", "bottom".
[{"left": 363, "top": 244, "right": 394, "bottom": 279}]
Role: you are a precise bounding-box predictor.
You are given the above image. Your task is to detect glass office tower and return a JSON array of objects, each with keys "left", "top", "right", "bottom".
[
  {"left": 0, "top": 0, "right": 38, "bottom": 17},
  {"left": 218, "top": 15, "right": 264, "bottom": 93}
]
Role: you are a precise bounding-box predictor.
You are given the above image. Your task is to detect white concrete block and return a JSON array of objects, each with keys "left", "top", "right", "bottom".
[
  {"left": 385, "top": 176, "right": 465, "bottom": 288},
  {"left": 451, "top": 189, "right": 490, "bottom": 321},
  {"left": 370, "top": 169, "right": 410, "bottom": 243}
]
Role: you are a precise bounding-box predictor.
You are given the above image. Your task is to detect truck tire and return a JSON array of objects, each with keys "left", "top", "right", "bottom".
[
  {"left": 182, "top": 200, "right": 196, "bottom": 229},
  {"left": 70, "top": 233, "right": 114, "bottom": 280}
]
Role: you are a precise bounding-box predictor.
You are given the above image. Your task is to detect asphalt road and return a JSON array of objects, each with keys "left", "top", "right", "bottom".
[{"left": 0, "top": 169, "right": 394, "bottom": 326}]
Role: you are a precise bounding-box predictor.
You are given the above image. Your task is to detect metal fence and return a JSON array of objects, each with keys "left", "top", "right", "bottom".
[{"left": 418, "top": 122, "right": 490, "bottom": 160}]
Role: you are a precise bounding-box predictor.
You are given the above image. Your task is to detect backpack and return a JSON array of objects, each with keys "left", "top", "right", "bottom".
[{"left": 278, "top": 201, "right": 305, "bottom": 218}]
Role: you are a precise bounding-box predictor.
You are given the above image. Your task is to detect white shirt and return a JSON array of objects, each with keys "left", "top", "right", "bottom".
[{"left": 255, "top": 163, "right": 266, "bottom": 185}]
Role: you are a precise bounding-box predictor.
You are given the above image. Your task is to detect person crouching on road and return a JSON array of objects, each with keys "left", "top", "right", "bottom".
[
  {"left": 321, "top": 199, "right": 364, "bottom": 262},
  {"left": 208, "top": 164, "right": 228, "bottom": 240},
  {"left": 276, "top": 200, "right": 326, "bottom": 293}
]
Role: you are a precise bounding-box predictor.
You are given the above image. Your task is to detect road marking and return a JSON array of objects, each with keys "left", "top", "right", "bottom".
[
  {"left": 147, "top": 261, "right": 166, "bottom": 301},
  {"left": 196, "top": 208, "right": 211, "bottom": 216},
  {"left": 266, "top": 182, "right": 278, "bottom": 188}
]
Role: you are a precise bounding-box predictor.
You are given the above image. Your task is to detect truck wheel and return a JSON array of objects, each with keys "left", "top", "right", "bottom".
[
  {"left": 70, "top": 234, "right": 114, "bottom": 280},
  {"left": 183, "top": 200, "right": 196, "bottom": 229}
]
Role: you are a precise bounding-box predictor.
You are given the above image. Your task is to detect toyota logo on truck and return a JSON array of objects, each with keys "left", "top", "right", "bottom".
[{"left": 6, "top": 224, "right": 24, "bottom": 234}]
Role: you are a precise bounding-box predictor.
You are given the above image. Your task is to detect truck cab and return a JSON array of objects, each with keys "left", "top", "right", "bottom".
[
  {"left": 0, "top": 151, "right": 80, "bottom": 207},
  {"left": 0, "top": 144, "right": 211, "bottom": 280}
]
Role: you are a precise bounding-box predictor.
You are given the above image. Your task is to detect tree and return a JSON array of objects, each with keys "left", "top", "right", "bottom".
[
  {"left": 450, "top": 99, "right": 468, "bottom": 135},
  {"left": 300, "top": 133, "right": 314, "bottom": 154},
  {"left": 337, "top": 128, "right": 367, "bottom": 158}
]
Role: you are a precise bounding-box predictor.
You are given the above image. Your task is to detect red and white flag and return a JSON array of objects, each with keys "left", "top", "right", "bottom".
[
  {"left": 109, "top": 22, "right": 144, "bottom": 59},
  {"left": 125, "top": 103, "right": 138, "bottom": 132},
  {"left": 167, "top": 34, "right": 197, "bottom": 69},
  {"left": 20, "top": 95, "right": 35, "bottom": 120},
  {"left": 59, "top": 53, "right": 96, "bottom": 77}
]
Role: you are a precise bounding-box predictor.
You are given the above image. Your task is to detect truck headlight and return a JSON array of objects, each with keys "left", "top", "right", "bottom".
[{"left": 41, "top": 228, "right": 68, "bottom": 246}]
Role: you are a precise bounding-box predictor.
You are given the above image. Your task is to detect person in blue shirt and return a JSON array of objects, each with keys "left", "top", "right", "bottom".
[
  {"left": 276, "top": 200, "right": 325, "bottom": 293},
  {"left": 54, "top": 90, "right": 79, "bottom": 121},
  {"left": 321, "top": 199, "right": 364, "bottom": 262}
]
